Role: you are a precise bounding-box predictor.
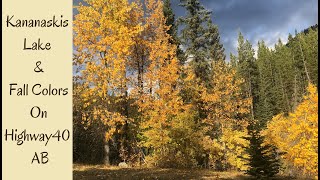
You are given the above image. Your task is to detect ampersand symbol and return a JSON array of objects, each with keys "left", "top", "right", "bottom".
[{"left": 34, "top": 61, "right": 44, "bottom": 73}]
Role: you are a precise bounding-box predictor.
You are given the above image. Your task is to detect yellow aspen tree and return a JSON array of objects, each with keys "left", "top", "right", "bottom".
[
  {"left": 263, "top": 83, "right": 318, "bottom": 178},
  {"left": 126, "top": 0, "right": 147, "bottom": 95},
  {"left": 136, "top": 0, "right": 184, "bottom": 159},
  {"left": 73, "top": 0, "right": 143, "bottom": 142},
  {"left": 202, "top": 60, "right": 251, "bottom": 128},
  {"left": 201, "top": 60, "right": 251, "bottom": 170}
]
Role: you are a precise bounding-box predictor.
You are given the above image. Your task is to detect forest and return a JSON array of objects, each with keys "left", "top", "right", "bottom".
[{"left": 72, "top": 0, "right": 318, "bottom": 179}]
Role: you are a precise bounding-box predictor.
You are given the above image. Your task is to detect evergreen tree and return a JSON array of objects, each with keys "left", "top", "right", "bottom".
[
  {"left": 230, "top": 52, "right": 237, "bottom": 68},
  {"left": 178, "top": 0, "right": 226, "bottom": 126},
  {"left": 287, "top": 32, "right": 309, "bottom": 107},
  {"left": 178, "top": 0, "right": 225, "bottom": 85},
  {"left": 283, "top": 26, "right": 318, "bottom": 109},
  {"left": 243, "top": 120, "right": 281, "bottom": 178},
  {"left": 163, "top": 0, "right": 186, "bottom": 65},
  {"left": 297, "top": 28, "right": 318, "bottom": 86},
  {"left": 178, "top": 0, "right": 212, "bottom": 84},
  {"left": 273, "top": 39, "right": 295, "bottom": 114},
  {"left": 206, "top": 20, "right": 225, "bottom": 61},
  {"left": 235, "top": 32, "right": 260, "bottom": 121},
  {"left": 256, "top": 41, "right": 278, "bottom": 127}
]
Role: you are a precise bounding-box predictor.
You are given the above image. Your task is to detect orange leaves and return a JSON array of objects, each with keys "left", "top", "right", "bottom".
[
  {"left": 194, "top": 60, "right": 252, "bottom": 170},
  {"left": 131, "top": 0, "right": 185, "bottom": 152},
  {"left": 202, "top": 60, "right": 251, "bottom": 127},
  {"left": 263, "top": 83, "right": 318, "bottom": 177},
  {"left": 74, "top": 0, "right": 143, "bottom": 141}
]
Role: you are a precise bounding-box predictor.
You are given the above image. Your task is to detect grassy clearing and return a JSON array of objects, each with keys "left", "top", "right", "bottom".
[{"left": 73, "top": 164, "right": 301, "bottom": 180}]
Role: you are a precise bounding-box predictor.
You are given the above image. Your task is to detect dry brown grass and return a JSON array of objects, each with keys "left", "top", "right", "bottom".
[{"left": 73, "top": 164, "right": 301, "bottom": 180}]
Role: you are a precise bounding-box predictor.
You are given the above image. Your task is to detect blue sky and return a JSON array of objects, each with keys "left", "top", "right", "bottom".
[{"left": 73, "top": 0, "right": 318, "bottom": 60}]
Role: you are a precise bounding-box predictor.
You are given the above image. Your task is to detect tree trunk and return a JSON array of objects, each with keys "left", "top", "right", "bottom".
[
  {"left": 279, "top": 73, "right": 290, "bottom": 113},
  {"left": 248, "top": 72, "right": 255, "bottom": 120},
  {"left": 293, "top": 75, "right": 298, "bottom": 110},
  {"left": 104, "top": 141, "right": 110, "bottom": 165},
  {"left": 298, "top": 36, "right": 311, "bottom": 83}
]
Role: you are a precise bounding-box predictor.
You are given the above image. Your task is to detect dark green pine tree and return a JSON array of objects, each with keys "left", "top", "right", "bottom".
[
  {"left": 301, "top": 27, "right": 318, "bottom": 86},
  {"left": 273, "top": 39, "right": 295, "bottom": 114},
  {"left": 243, "top": 120, "right": 281, "bottom": 179},
  {"left": 288, "top": 34, "right": 306, "bottom": 109},
  {"left": 295, "top": 27, "right": 318, "bottom": 86},
  {"left": 235, "top": 34, "right": 281, "bottom": 178},
  {"left": 206, "top": 19, "right": 225, "bottom": 61},
  {"left": 163, "top": 0, "right": 186, "bottom": 65},
  {"left": 236, "top": 32, "right": 260, "bottom": 121},
  {"left": 178, "top": 0, "right": 214, "bottom": 84},
  {"left": 286, "top": 32, "right": 309, "bottom": 108},
  {"left": 178, "top": 0, "right": 226, "bottom": 84},
  {"left": 178, "top": 0, "right": 226, "bottom": 168},
  {"left": 178, "top": 0, "right": 226, "bottom": 86},
  {"left": 256, "top": 40, "right": 278, "bottom": 127},
  {"left": 230, "top": 52, "right": 237, "bottom": 68}
]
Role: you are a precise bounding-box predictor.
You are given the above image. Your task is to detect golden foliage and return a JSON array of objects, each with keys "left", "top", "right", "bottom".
[
  {"left": 202, "top": 127, "right": 249, "bottom": 171},
  {"left": 72, "top": 1, "right": 317, "bottom": 174},
  {"left": 136, "top": 0, "right": 185, "bottom": 151},
  {"left": 201, "top": 61, "right": 251, "bottom": 170},
  {"left": 202, "top": 60, "right": 251, "bottom": 127},
  {"left": 73, "top": 0, "right": 143, "bottom": 140},
  {"left": 263, "top": 83, "right": 318, "bottom": 177}
]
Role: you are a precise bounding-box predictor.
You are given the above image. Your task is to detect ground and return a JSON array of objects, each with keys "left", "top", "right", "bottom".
[{"left": 73, "top": 164, "right": 303, "bottom": 180}]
